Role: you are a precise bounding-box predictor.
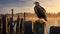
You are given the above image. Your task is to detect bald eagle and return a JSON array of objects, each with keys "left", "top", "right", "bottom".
[{"left": 34, "top": 2, "right": 47, "bottom": 21}]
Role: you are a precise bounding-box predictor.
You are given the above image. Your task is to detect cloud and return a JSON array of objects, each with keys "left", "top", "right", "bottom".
[
  {"left": 0, "top": 0, "right": 33, "bottom": 7},
  {"left": 0, "top": 0, "right": 32, "bottom": 13},
  {"left": 0, "top": 0, "right": 60, "bottom": 14},
  {"left": 0, "top": 0, "right": 34, "bottom": 14}
]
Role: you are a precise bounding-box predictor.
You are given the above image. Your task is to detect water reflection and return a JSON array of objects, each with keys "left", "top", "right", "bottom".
[{"left": 46, "top": 18, "right": 60, "bottom": 34}]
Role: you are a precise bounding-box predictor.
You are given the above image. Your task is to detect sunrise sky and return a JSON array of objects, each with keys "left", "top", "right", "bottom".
[{"left": 0, "top": 0, "right": 60, "bottom": 14}]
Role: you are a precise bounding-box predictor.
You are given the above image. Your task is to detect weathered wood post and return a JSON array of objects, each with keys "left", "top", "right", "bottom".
[
  {"left": 9, "top": 18, "right": 13, "bottom": 34},
  {"left": 50, "top": 26, "right": 60, "bottom": 34},
  {"left": 16, "top": 14, "right": 20, "bottom": 34},
  {"left": 2, "top": 15, "right": 7, "bottom": 34},
  {"left": 24, "top": 21, "right": 32, "bottom": 34},
  {"left": 9, "top": 9, "right": 14, "bottom": 34},
  {"left": 20, "top": 18, "right": 23, "bottom": 34},
  {"left": 22, "top": 12, "right": 26, "bottom": 34},
  {"left": 0, "top": 19, "right": 1, "bottom": 34},
  {"left": 12, "top": 9, "right": 13, "bottom": 21},
  {"left": 33, "top": 20, "right": 46, "bottom": 34},
  {"left": 7, "top": 17, "right": 10, "bottom": 34},
  {"left": 24, "top": 12, "right": 25, "bottom": 21},
  {"left": 11, "top": 9, "right": 14, "bottom": 34},
  {"left": 6, "top": 15, "right": 9, "bottom": 34}
]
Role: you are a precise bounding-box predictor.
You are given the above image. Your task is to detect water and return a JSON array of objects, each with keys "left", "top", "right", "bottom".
[
  {"left": 1, "top": 17, "right": 60, "bottom": 34},
  {"left": 25, "top": 17, "right": 60, "bottom": 34},
  {"left": 46, "top": 18, "right": 60, "bottom": 34}
]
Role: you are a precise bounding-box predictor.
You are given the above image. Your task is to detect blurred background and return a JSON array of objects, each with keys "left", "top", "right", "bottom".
[{"left": 0, "top": 0, "right": 60, "bottom": 34}]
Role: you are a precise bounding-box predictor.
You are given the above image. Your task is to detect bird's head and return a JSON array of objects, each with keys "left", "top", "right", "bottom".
[{"left": 34, "top": 1, "right": 39, "bottom": 6}]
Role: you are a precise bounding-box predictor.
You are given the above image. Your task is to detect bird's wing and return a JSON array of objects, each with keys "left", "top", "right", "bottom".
[
  {"left": 41, "top": 7, "right": 46, "bottom": 12},
  {"left": 38, "top": 6, "right": 46, "bottom": 16},
  {"left": 34, "top": 6, "right": 39, "bottom": 15},
  {"left": 41, "top": 7, "right": 47, "bottom": 17}
]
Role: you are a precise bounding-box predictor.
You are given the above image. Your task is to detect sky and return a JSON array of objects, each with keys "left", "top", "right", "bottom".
[{"left": 0, "top": 0, "right": 60, "bottom": 14}]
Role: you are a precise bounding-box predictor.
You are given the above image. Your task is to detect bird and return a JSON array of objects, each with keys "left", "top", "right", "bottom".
[{"left": 34, "top": 1, "right": 47, "bottom": 21}]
